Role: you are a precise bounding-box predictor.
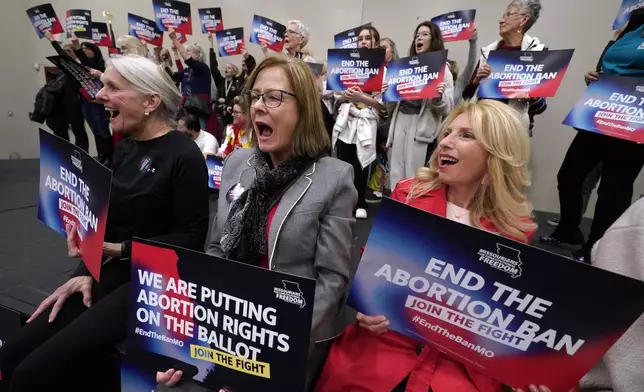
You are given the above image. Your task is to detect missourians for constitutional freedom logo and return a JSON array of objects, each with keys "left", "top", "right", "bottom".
[
  {"left": 477, "top": 244, "right": 523, "bottom": 278},
  {"left": 274, "top": 280, "right": 306, "bottom": 308}
]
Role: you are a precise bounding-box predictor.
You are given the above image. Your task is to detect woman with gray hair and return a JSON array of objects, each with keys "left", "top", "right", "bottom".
[
  {"left": 0, "top": 55, "right": 210, "bottom": 392},
  {"left": 462, "top": 0, "right": 545, "bottom": 129},
  {"left": 259, "top": 19, "right": 316, "bottom": 62},
  {"left": 168, "top": 27, "right": 213, "bottom": 131},
  {"left": 283, "top": 20, "right": 316, "bottom": 62}
]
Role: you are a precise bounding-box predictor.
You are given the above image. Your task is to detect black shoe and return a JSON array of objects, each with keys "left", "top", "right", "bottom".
[
  {"left": 570, "top": 248, "right": 590, "bottom": 264},
  {"left": 539, "top": 231, "right": 584, "bottom": 246},
  {"left": 366, "top": 191, "right": 383, "bottom": 204}
]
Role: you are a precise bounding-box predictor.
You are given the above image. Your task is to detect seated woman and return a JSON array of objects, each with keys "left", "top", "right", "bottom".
[
  {"left": 156, "top": 55, "right": 357, "bottom": 392},
  {"left": 0, "top": 55, "right": 210, "bottom": 392},
  {"left": 315, "top": 99, "right": 551, "bottom": 392}
]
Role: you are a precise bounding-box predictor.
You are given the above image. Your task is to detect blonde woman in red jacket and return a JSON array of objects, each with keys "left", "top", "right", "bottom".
[{"left": 316, "top": 100, "right": 558, "bottom": 392}]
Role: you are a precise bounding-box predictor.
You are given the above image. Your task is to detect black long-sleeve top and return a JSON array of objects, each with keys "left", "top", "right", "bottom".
[
  {"left": 73, "top": 131, "right": 210, "bottom": 278},
  {"left": 74, "top": 42, "right": 106, "bottom": 72},
  {"left": 209, "top": 48, "right": 243, "bottom": 106}
]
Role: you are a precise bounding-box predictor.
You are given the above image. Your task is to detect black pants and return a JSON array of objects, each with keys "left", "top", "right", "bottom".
[
  {"left": 46, "top": 112, "right": 89, "bottom": 153},
  {"left": 0, "top": 263, "right": 130, "bottom": 392},
  {"left": 554, "top": 131, "right": 644, "bottom": 259},
  {"left": 336, "top": 140, "right": 368, "bottom": 210}
]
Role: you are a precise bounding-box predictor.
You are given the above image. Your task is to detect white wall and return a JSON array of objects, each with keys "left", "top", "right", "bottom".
[{"left": 3, "top": 0, "right": 642, "bottom": 214}]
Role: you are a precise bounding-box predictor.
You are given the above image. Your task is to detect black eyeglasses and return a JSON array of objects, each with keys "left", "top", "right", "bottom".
[{"left": 249, "top": 89, "right": 297, "bottom": 108}]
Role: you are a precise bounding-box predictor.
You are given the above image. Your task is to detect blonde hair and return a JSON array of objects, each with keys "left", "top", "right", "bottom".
[
  {"left": 408, "top": 100, "right": 536, "bottom": 241},
  {"left": 116, "top": 35, "right": 147, "bottom": 56},
  {"left": 242, "top": 55, "right": 331, "bottom": 158},
  {"left": 109, "top": 55, "right": 181, "bottom": 125},
  {"left": 186, "top": 43, "right": 205, "bottom": 62}
]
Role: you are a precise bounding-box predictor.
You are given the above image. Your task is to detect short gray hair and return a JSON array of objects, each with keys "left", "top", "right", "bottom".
[
  {"left": 287, "top": 20, "right": 310, "bottom": 48},
  {"left": 380, "top": 38, "right": 400, "bottom": 62},
  {"left": 186, "top": 43, "right": 205, "bottom": 62},
  {"left": 510, "top": 0, "right": 542, "bottom": 32},
  {"left": 109, "top": 55, "right": 181, "bottom": 123}
]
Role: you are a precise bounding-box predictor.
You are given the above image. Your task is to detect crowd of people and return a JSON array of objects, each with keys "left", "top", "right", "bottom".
[{"left": 2, "top": 0, "right": 644, "bottom": 391}]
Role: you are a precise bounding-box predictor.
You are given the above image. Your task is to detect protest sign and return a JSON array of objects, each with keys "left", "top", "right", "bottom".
[
  {"left": 326, "top": 48, "right": 386, "bottom": 92},
  {"left": 431, "top": 9, "right": 476, "bottom": 42},
  {"left": 152, "top": 0, "right": 192, "bottom": 34},
  {"left": 216, "top": 28, "right": 245, "bottom": 57},
  {"left": 120, "top": 239, "right": 316, "bottom": 391},
  {"left": 199, "top": 7, "right": 224, "bottom": 34},
  {"left": 563, "top": 74, "right": 644, "bottom": 143},
  {"left": 479, "top": 49, "right": 574, "bottom": 99},
  {"left": 613, "top": 0, "right": 644, "bottom": 29},
  {"left": 383, "top": 50, "right": 448, "bottom": 102},
  {"left": 307, "top": 63, "right": 325, "bottom": 83},
  {"left": 46, "top": 55, "right": 103, "bottom": 100},
  {"left": 0, "top": 305, "right": 22, "bottom": 352},
  {"left": 92, "top": 22, "right": 113, "bottom": 47},
  {"left": 26, "top": 4, "right": 63, "bottom": 38},
  {"left": 334, "top": 23, "right": 372, "bottom": 49},
  {"left": 249, "top": 15, "right": 286, "bottom": 52},
  {"left": 206, "top": 155, "right": 223, "bottom": 190},
  {"left": 348, "top": 198, "right": 644, "bottom": 391},
  {"left": 37, "top": 129, "right": 112, "bottom": 282},
  {"left": 128, "top": 13, "right": 163, "bottom": 47},
  {"left": 108, "top": 48, "right": 122, "bottom": 58},
  {"left": 66, "top": 9, "right": 91, "bottom": 39}
]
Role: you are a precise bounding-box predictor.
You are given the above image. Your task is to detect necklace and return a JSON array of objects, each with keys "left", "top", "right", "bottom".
[{"left": 447, "top": 202, "right": 470, "bottom": 219}]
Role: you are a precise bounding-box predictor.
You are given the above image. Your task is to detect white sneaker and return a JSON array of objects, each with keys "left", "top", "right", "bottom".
[{"left": 355, "top": 208, "right": 368, "bottom": 219}]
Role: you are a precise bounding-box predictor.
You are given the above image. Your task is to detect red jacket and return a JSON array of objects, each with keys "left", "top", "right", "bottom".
[{"left": 315, "top": 180, "right": 535, "bottom": 392}]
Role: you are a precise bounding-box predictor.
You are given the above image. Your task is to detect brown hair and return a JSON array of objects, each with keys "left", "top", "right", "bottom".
[
  {"left": 359, "top": 26, "right": 381, "bottom": 48},
  {"left": 446, "top": 59, "right": 459, "bottom": 82},
  {"left": 233, "top": 95, "right": 248, "bottom": 113},
  {"left": 409, "top": 21, "right": 445, "bottom": 56},
  {"left": 242, "top": 55, "right": 331, "bottom": 158}
]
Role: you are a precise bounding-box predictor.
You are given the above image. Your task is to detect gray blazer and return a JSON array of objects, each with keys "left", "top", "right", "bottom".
[{"left": 207, "top": 148, "right": 357, "bottom": 344}]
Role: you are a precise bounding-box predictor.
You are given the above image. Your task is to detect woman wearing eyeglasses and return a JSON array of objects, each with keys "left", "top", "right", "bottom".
[
  {"left": 216, "top": 96, "right": 253, "bottom": 159},
  {"left": 462, "top": 0, "right": 545, "bottom": 130},
  {"left": 153, "top": 55, "right": 356, "bottom": 392},
  {"left": 266, "top": 20, "right": 316, "bottom": 62},
  {"left": 210, "top": 56, "right": 356, "bottom": 391}
]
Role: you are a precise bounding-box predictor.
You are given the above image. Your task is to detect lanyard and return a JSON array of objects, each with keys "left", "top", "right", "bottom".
[{"left": 224, "top": 78, "right": 234, "bottom": 96}]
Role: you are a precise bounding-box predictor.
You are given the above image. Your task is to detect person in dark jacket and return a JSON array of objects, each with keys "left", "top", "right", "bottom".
[
  {"left": 41, "top": 32, "right": 89, "bottom": 152},
  {"left": 168, "top": 28, "right": 212, "bottom": 132},
  {"left": 0, "top": 54, "right": 209, "bottom": 392},
  {"left": 70, "top": 36, "right": 114, "bottom": 166},
  {"left": 207, "top": 33, "right": 246, "bottom": 130},
  {"left": 238, "top": 48, "right": 257, "bottom": 88},
  {"left": 540, "top": 9, "right": 644, "bottom": 263}
]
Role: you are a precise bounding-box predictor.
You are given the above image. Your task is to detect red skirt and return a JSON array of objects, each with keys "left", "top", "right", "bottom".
[{"left": 314, "top": 324, "right": 503, "bottom": 392}]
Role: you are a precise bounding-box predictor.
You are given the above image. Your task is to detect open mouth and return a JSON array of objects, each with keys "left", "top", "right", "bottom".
[
  {"left": 416, "top": 42, "right": 424, "bottom": 51},
  {"left": 106, "top": 107, "right": 120, "bottom": 120},
  {"left": 440, "top": 155, "right": 458, "bottom": 166},
  {"left": 255, "top": 121, "right": 274, "bottom": 138}
]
